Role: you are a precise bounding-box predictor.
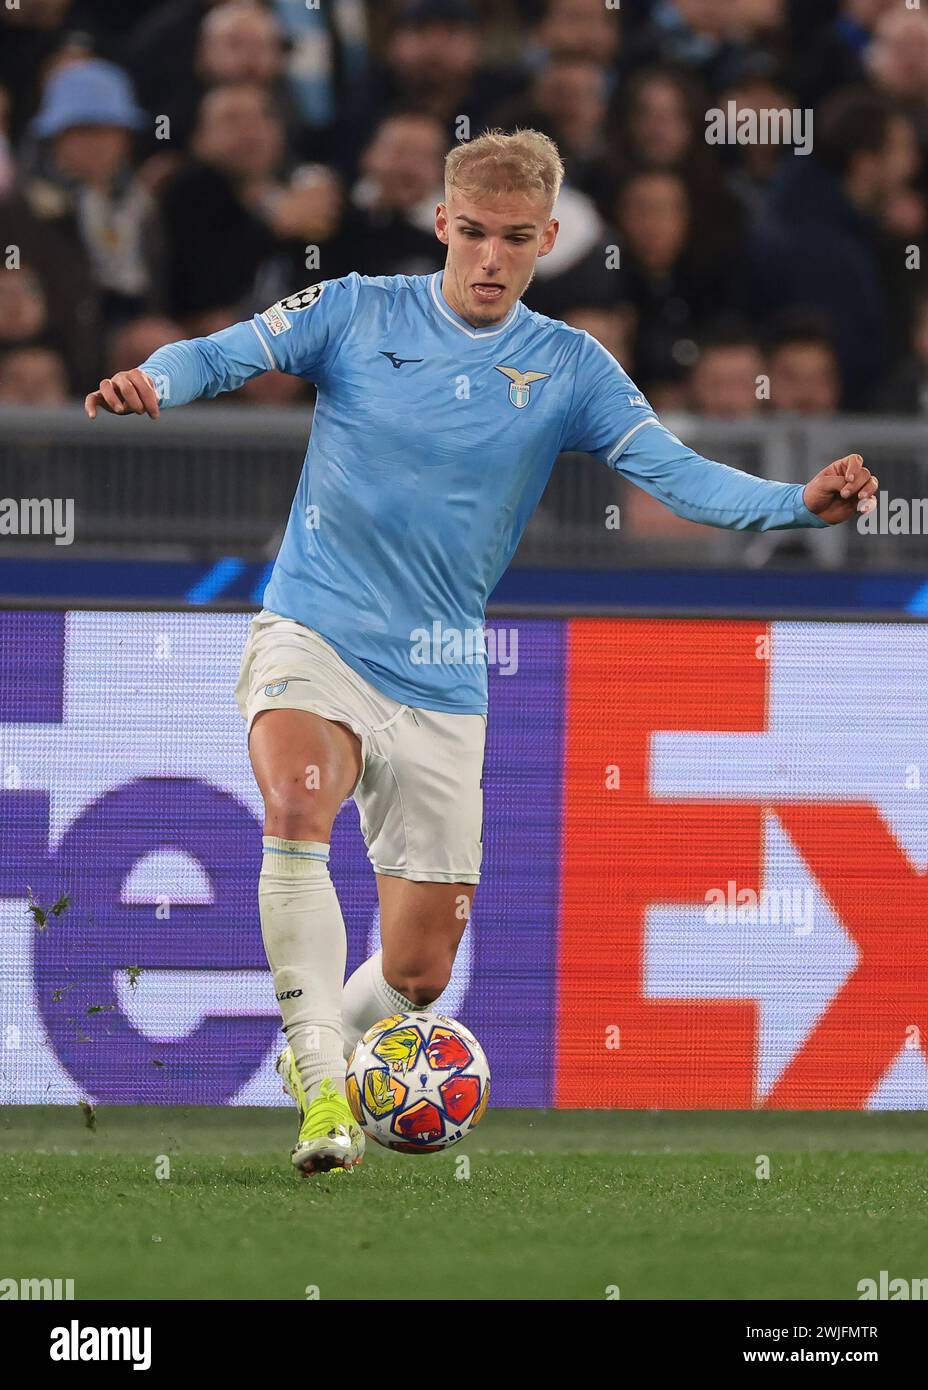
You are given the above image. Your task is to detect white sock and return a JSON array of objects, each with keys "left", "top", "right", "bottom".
[
  {"left": 341, "top": 949, "right": 421, "bottom": 1060},
  {"left": 259, "top": 837, "right": 346, "bottom": 1100}
]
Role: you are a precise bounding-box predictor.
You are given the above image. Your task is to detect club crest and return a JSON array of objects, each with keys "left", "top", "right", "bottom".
[{"left": 494, "top": 364, "right": 550, "bottom": 409}]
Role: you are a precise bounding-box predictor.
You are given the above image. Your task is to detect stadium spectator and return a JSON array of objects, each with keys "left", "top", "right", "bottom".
[
  {"left": 866, "top": 7, "right": 928, "bottom": 114},
  {"left": 488, "top": 58, "right": 612, "bottom": 211},
  {"left": 0, "top": 0, "right": 75, "bottom": 143},
  {"left": 688, "top": 327, "right": 766, "bottom": 417},
  {"left": 198, "top": 0, "right": 285, "bottom": 86},
  {"left": 612, "top": 169, "right": 743, "bottom": 394},
  {"left": 0, "top": 267, "right": 50, "bottom": 347},
  {"left": 123, "top": 0, "right": 242, "bottom": 151},
  {"left": 0, "top": 344, "right": 69, "bottom": 403},
  {"left": 156, "top": 82, "right": 279, "bottom": 325},
  {"left": 24, "top": 58, "right": 156, "bottom": 326},
  {"left": 157, "top": 83, "right": 344, "bottom": 329},
  {"left": 613, "top": 65, "right": 701, "bottom": 172},
  {"left": 376, "top": 0, "right": 484, "bottom": 127},
  {"left": 124, "top": 0, "right": 367, "bottom": 164},
  {"left": 610, "top": 64, "right": 745, "bottom": 259},
  {"left": 748, "top": 87, "right": 920, "bottom": 406},
  {"left": 123, "top": 1, "right": 312, "bottom": 165},
  {"left": 522, "top": 181, "right": 620, "bottom": 320},
  {"left": 532, "top": 0, "right": 622, "bottom": 68},
  {"left": 336, "top": 0, "right": 527, "bottom": 175},
  {"left": 270, "top": 0, "right": 369, "bottom": 137},
  {"left": 872, "top": 291, "right": 928, "bottom": 416},
  {"left": 563, "top": 304, "right": 637, "bottom": 374},
  {"left": 787, "top": 0, "right": 897, "bottom": 110},
  {"left": 194, "top": 1, "right": 302, "bottom": 153},
  {"left": 767, "top": 313, "right": 841, "bottom": 416},
  {"left": 0, "top": 194, "right": 102, "bottom": 393},
  {"left": 0, "top": 0, "right": 923, "bottom": 420},
  {"left": 268, "top": 163, "right": 346, "bottom": 282},
  {"left": 866, "top": 7, "right": 928, "bottom": 182},
  {"left": 623, "top": 0, "right": 779, "bottom": 94},
  {"left": 340, "top": 113, "right": 445, "bottom": 277},
  {"left": 106, "top": 315, "right": 188, "bottom": 377},
  {"left": 719, "top": 69, "right": 803, "bottom": 223}
]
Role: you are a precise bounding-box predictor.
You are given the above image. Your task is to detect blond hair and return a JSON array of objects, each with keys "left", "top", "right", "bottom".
[{"left": 444, "top": 128, "right": 565, "bottom": 212}]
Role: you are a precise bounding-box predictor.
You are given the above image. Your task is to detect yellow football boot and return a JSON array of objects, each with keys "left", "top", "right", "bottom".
[{"left": 276, "top": 1046, "right": 365, "bottom": 1175}]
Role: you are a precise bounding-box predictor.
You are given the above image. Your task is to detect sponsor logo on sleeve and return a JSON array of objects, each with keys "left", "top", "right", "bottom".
[
  {"left": 260, "top": 283, "right": 326, "bottom": 336},
  {"left": 260, "top": 304, "right": 292, "bottom": 337}
]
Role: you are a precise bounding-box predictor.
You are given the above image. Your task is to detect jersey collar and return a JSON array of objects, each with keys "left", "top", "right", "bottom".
[{"left": 429, "top": 271, "right": 521, "bottom": 340}]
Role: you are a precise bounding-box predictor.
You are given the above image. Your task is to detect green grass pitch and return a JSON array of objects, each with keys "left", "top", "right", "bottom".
[{"left": 2, "top": 1107, "right": 927, "bottom": 1300}]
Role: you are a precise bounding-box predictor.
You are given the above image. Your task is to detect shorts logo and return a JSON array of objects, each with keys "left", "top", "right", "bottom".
[
  {"left": 264, "top": 681, "right": 288, "bottom": 697},
  {"left": 494, "top": 365, "right": 550, "bottom": 409},
  {"left": 278, "top": 284, "right": 325, "bottom": 313}
]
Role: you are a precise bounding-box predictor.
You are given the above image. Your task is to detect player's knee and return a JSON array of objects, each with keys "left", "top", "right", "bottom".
[
  {"left": 262, "top": 780, "right": 335, "bottom": 842},
  {"left": 383, "top": 967, "right": 450, "bottom": 1011},
  {"left": 404, "top": 979, "right": 446, "bottom": 1007}
]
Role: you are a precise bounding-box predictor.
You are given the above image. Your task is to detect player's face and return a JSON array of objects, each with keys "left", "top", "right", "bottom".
[{"left": 436, "top": 190, "right": 558, "bottom": 327}]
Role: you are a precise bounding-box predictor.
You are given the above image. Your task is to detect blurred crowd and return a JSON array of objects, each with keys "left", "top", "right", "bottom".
[{"left": 0, "top": 0, "right": 926, "bottom": 417}]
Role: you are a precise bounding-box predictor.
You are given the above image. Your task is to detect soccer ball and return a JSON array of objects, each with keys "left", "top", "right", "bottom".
[{"left": 345, "top": 1011, "right": 490, "bottom": 1153}]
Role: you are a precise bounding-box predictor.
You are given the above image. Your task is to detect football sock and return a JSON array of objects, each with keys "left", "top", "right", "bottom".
[
  {"left": 341, "top": 948, "right": 420, "bottom": 1060},
  {"left": 259, "top": 837, "right": 347, "bottom": 1101}
]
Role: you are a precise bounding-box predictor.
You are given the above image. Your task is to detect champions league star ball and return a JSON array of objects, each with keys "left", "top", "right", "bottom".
[{"left": 346, "top": 1012, "right": 490, "bottom": 1153}]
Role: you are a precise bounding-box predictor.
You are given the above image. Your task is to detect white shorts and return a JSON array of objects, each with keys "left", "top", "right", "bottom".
[{"left": 234, "top": 610, "right": 486, "bottom": 884}]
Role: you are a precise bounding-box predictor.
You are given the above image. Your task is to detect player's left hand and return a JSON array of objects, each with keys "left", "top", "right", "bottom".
[{"left": 802, "top": 455, "right": 879, "bottom": 525}]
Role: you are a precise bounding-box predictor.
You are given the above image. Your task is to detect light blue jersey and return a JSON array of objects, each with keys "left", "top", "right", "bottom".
[{"left": 140, "top": 271, "right": 827, "bottom": 713}]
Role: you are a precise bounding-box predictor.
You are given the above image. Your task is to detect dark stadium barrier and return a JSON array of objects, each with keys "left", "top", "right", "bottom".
[{"left": 2, "top": 406, "right": 927, "bottom": 567}]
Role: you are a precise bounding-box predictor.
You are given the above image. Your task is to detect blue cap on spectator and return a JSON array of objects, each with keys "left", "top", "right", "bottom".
[
  {"left": 32, "top": 59, "right": 146, "bottom": 139},
  {"left": 397, "top": 0, "right": 478, "bottom": 27}
]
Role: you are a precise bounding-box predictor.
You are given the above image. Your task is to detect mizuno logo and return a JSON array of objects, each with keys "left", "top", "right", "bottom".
[{"left": 380, "top": 351, "right": 424, "bottom": 369}]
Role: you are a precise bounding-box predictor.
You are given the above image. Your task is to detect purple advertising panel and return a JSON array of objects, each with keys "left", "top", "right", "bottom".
[{"left": 0, "top": 610, "right": 562, "bottom": 1107}]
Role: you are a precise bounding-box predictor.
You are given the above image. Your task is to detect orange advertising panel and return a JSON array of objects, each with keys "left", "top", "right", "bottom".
[{"left": 558, "top": 619, "right": 928, "bottom": 1109}]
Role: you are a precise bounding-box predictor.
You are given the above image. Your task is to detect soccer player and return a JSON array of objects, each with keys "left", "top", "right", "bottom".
[{"left": 85, "top": 129, "right": 878, "bottom": 1175}]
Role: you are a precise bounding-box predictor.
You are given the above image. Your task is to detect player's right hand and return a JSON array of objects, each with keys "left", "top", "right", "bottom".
[{"left": 84, "top": 369, "right": 160, "bottom": 419}]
